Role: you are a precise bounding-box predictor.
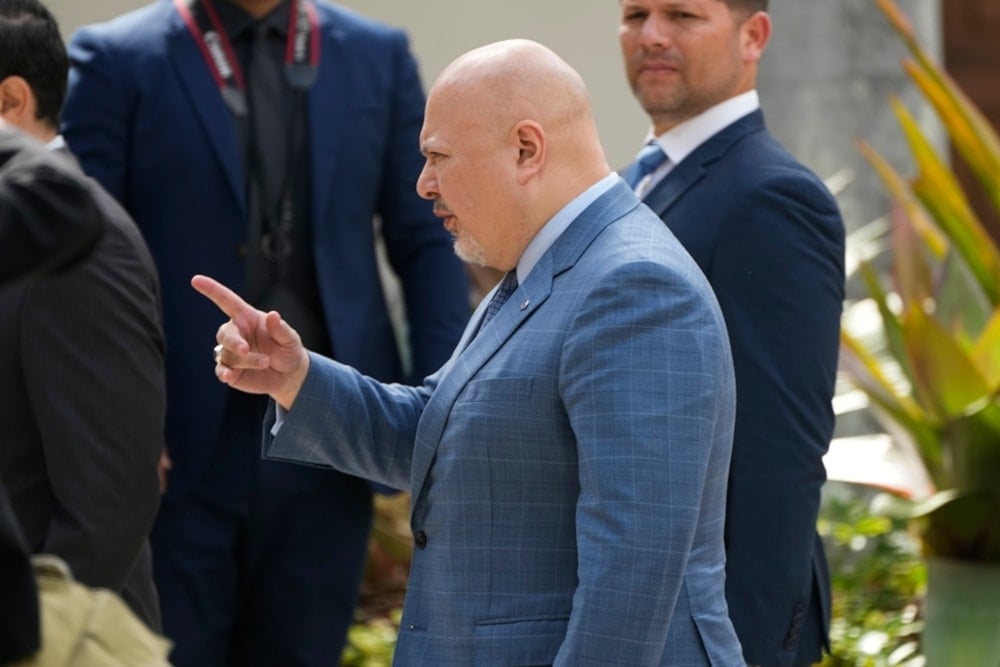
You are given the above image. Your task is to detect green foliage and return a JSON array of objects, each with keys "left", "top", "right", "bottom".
[
  {"left": 820, "top": 484, "right": 925, "bottom": 667},
  {"left": 340, "top": 610, "right": 400, "bottom": 667},
  {"left": 841, "top": 0, "right": 1000, "bottom": 563},
  {"left": 339, "top": 494, "right": 408, "bottom": 666}
]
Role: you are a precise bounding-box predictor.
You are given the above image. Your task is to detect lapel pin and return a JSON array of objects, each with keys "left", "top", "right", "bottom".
[{"left": 520, "top": 299, "right": 530, "bottom": 310}]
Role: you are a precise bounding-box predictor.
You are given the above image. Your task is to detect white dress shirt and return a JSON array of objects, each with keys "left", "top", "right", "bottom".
[{"left": 634, "top": 90, "right": 760, "bottom": 198}]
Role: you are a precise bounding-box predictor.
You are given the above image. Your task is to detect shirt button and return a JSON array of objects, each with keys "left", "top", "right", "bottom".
[{"left": 414, "top": 530, "right": 427, "bottom": 549}]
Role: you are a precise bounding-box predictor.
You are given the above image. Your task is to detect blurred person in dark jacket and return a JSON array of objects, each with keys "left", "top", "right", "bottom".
[
  {"left": 0, "top": 474, "right": 37, "bottom": 664},
  {"left": 0, "top": 0, "right": 166, "bottom": 630}
]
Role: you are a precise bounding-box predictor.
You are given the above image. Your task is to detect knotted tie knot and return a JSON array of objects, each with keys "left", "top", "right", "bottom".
[
  {"left": 625, "top": 141, "right": 668, "bottom": 189},
  {"left": 479, "top": 271, "right": 519, "bottom": 332}
]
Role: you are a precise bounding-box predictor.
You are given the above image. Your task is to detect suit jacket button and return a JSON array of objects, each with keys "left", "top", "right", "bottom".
[{"left": 414, "top": 530, "right": 427, "bottom": 549}]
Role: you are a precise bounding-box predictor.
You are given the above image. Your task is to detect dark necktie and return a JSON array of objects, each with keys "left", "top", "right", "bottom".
[
  {"left": 479, "top": 271, "right": 518, "bottom": 332},
  {"left": 248, "top": 23, "right": 286, "bottom": 213},
  {"left": 624, "top": 142, "right": 668, "bottom": 190}
]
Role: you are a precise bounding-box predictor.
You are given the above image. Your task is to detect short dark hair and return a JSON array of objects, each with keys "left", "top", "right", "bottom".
[
  {"left": 0, "top": 0, "right": 68, "bottom": 130},
  {"left": 722, "top": 0, "right": 768, "bottom": 14}
]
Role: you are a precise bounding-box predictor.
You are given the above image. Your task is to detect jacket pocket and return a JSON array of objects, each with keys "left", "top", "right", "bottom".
[
  {"left": 472, "top": 616, "right": 567, "bottom": 666},
  {"left": 459, "top": 376, "right": 534, "bottom": 403}
]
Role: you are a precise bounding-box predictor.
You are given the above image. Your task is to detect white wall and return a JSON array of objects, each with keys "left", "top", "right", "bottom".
[{"left": 48, "top": 0, "right": 649, "bottom": 168}]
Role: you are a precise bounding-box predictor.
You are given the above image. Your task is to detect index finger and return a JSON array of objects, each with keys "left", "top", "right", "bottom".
[{"left": 191, "top": 274, "right": 249, "bottom": 319}]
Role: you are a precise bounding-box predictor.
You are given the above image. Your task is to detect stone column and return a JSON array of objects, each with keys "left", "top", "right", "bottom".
[{"left": 758, "top": 0, "right": 942, "bottom": 235}]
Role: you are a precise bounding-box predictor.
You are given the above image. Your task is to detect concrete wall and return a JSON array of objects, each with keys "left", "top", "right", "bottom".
[{"left": 760, "top": 0, "right": 942, "bottom": 234}]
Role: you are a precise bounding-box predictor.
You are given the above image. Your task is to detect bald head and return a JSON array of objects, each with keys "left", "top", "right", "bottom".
[
  {"left": 417, "top": 40, "right": 610, "bottom": 271},
  {"left": 436, "top": 41, "right": 608, "bottom": 166},
  {"left": 437, "top": 41, "right": 587, "bottom": 133}
]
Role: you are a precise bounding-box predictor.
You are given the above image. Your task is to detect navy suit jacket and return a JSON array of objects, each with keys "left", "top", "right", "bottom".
[
  {"left": 264, "top": 181, "right": 745, "bottom": 666},
  {"left": 62, "top": 0, "right": 470, "bottom": 498},
  {"left": 641, "top": 109, "right": 845, "bottom": 666}
]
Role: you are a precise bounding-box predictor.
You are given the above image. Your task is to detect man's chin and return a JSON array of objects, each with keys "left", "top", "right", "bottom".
[{"left": 453, "top": 239, "right": 487, "bottom": 267}]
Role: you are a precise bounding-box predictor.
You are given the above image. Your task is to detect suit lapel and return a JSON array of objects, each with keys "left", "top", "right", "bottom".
[
  {"left": 643, "top": 109, "right": 765, "bottom": 217},
  {"left": 407, "top": 265, "right": 552, "bottom": 496},
  {"left": 307, "top": 13, "right": 349, "bottom": 226},
  {"left": 166, "top": 10, "right": 245, "bottom": 214},
  {"left": 408, "top": 181, "right": 641, "bottom": 497},
  {"left": 641, "top": 156, "right": 704, "bottom": 216}
]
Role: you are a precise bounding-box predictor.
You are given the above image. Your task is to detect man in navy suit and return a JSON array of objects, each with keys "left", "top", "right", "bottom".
[
  {"left": 61, "top": 1, "right": 470, "bottom": 664},
  {"left": 196, "top": 39, "right": 745, "bottom": 666},
  {"left": 618, "top": 1, "right": 845, "bottom": 665}
]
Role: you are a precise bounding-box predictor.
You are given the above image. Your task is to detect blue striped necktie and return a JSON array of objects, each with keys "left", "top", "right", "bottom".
[{"left": 625, "top": 142, "right": 668, "bottom": 190}]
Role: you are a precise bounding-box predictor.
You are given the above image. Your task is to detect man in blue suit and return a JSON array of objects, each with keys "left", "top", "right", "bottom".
[
  {"left": 618, "top": 1, "right": 846, "bottom": 665},
  {"left": 196, "top": 39, "right": 745, "bottom": 666},
  {"left": 61, "top": 1, "right": 470, "bottom": 664}
]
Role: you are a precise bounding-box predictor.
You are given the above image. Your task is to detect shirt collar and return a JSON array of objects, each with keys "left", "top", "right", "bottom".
[
  {"left": 515, "top": 172, "right": 618, "bottom": 284},
  {"left": 216, "top": 0, "right": 291, "bottom": 39},
  {"left": 44, "top": 134, "right": 66, "bottom": 152},
  {"left": 646, "top": 90, "right": 759, "bottom": 165}
]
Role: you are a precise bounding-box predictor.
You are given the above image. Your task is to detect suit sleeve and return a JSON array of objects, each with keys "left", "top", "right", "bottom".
[
  {"left": 264, "top": 352, "right": 437, "bottom": 490},
  {"left": 20, "top": 228, "right": 165, "bottom": 592},
  {"left": 373, "top": 30, "right": 470, "bottom": 381},
  {"left": 712, "top": 173, "right": 844, "bottom": 663},
  {"left": 555, "top": 259, "right": 734, "bottom": 665},
  {"left": 62, "top": 27, "right": 132, "bottom": 203}
]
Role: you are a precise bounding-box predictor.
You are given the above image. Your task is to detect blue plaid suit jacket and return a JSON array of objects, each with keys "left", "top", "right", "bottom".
[{"left": 265, "top": 180, "right": 743, "bottom": 665}]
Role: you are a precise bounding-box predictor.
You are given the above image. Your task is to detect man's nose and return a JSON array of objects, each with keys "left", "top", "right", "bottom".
[
  {"left": 638, "top": 16, "right": 672, "bottom": 50},
  {"left": 416, "top": 163, "right": 435, "bottom": 200}
]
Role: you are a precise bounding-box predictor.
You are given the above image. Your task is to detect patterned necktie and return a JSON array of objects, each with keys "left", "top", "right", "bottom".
[
  {"left": 478, "top": 271, "right": 518, "bottom": 333},
  {"left": 625, "top": 142, "right": 668, "bottom": 190}
]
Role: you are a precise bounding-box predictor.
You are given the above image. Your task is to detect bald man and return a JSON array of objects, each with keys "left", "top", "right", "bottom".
[{"left": 195, "top": 40, "right": 743, "bottom": 666}]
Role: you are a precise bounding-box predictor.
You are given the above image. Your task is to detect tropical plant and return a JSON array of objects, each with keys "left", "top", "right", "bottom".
[
  {"left": 840, "top": 1, "right": 1000, "bottom": 660},
  {"left": 839, "top": 0, "right": 1000, "bottom": 565}
]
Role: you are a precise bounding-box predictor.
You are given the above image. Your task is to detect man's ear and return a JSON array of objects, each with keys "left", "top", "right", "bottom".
[
  {"left": 0, "top": 76, "right": 34, "bottom": 125},
  {"left": 513, "top": 120, "right": 545, "bottom": 184},
  {"left": 741, "top": 11, "right": 772, "bottom": 65}
]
